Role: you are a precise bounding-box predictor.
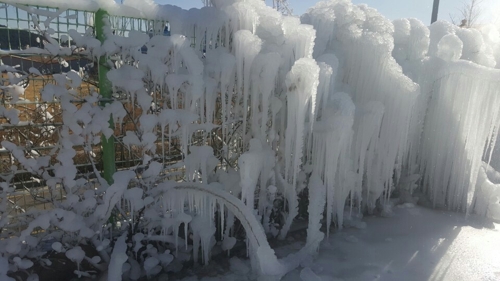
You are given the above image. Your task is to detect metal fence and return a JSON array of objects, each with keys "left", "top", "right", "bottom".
[{"left": 0, "top": 2, "right": 191, "bottom": 224}]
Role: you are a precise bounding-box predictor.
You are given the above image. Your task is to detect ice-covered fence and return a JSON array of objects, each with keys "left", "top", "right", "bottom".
[
  {"left": 0, "top": 2, "right": 180, "bottom": 215},
  {"left": 301, "top": 0, "right": 500, "bottom": 221},
  {"left": 391, "top": 18, "right": 500, "bottom": 217},
  {"left": 418, "top": 61, "right": 500, "bottom": 213},
  {"left": 0, "top": 4, "right": 96, "bottom": 223},
  {"left": 0, "top": 0, "right": 333, "bottom": 278}
]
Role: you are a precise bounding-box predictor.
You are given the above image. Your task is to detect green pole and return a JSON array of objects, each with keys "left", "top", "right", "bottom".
[{"left": 95, "top": 9, "right": 115, "bottom": 185}]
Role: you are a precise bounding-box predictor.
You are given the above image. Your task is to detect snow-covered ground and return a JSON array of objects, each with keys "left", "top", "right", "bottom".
[
  {"left": 287, "top": 206, "right": 500, "bottom": 281},
  {"left": 181, "top": 205, "right": 500, "bottom": 281}
]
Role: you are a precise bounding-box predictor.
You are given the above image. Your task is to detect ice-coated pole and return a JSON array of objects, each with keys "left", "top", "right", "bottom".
[{"left": 95, "top": 9, "right": 116, "bottom": 185}]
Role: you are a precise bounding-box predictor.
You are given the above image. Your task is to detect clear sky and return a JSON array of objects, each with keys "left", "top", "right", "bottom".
[{"left": 155, "top": 0, "right": 500, "bottom": 25}]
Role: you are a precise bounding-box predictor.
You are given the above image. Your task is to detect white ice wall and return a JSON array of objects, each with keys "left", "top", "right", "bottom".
[
  {"left": 302, "top": 0, "right": 419, "bottom": 216},
  {"left": 392, "top": 18, "right": 500, "bottom": 216}
]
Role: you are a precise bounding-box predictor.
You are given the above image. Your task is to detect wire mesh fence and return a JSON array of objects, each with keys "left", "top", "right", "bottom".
[{"left": 0, "top": 2, "right": 191, "bottom": 224}]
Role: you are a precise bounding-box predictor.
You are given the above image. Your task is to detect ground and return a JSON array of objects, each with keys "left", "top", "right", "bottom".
[
  {"left": 180, "top": 205, "right": 500, "bottom": 281},
  {"left": 284, "top": 205, "right": 499, "bottom": 281}
]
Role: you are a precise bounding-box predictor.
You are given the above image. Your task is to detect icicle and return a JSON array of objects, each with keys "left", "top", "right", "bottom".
[
  {"left": 306, "top": 174, "right": 326, "bottom": 251},
  {"left": 389, "top": 15, "right": 500, "bottom": 215},
  {"left": 220, "top": 202, "right": 225, "bottom": 242},
  {"left": 311, "top": 92, "right": 354, "bottom": 233},
  {"left": 185, "top": 146, "right": 218, "bottom": 183},
  {"left": 239, "top": 139, "right": 265, "bottom": 210},
  {"left": 233, "top": 30, "right": 262, "bottom": 145},
  {"left": 304, "top": 1, "right": 419, "bottom": 214},
  {"left": 250, "top": 52, "right": 281, "bottom": 140},
  {"left": 283, "top": 58, "right": 319, "bottom": 188},
  {"left": 224, "top": 2, "right": 259, "bottom": 35}
]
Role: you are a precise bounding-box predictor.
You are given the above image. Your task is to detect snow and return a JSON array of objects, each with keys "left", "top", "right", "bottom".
[
  {"left": 285, "top": 206, "right": 500, "bottom": 281},
  {"left": 12, "top": 257, "right": 34, "bottom": 270},
  {"left": 65, "top": 246, "right": 85, "bottom": 272},
  {"left": 51, "top": 242, "right": 64, "bottom": 253}
]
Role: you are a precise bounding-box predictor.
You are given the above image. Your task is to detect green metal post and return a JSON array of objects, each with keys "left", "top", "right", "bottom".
[{"left": 95, "top": 9, "right": 115, "bottom": 185}]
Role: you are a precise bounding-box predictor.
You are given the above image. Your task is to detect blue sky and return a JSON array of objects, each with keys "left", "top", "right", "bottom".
[{"left": 155, "top": 0, "right": 499, "bottom": 25}]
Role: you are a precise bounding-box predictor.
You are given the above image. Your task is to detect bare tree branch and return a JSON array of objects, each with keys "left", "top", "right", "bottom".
[
  {"left": 272, "top": 0, "right": 293, "bottom": 15},
  {"left": 450, "top": 0, "right": 485, "bottom": 28}
]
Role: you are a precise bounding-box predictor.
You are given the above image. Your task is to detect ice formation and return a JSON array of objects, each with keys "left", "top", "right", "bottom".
[
  {"left": 2, "top": 0, "right": 500, "bottom": 280},
  {"left": 475, "top": 164, "right": 500, "bottom": 220},
  {"left": 238, "top": 139, "right": 265, "bottom": 210},
  {"left": 392, "top": 18, "right": 500, "bottom": 214},
  {"left": 302, "top": 1, "right": 419, "bottom": 219},
  {"left": 306, "top": 175, "right": 326, "bottom": 249}
]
